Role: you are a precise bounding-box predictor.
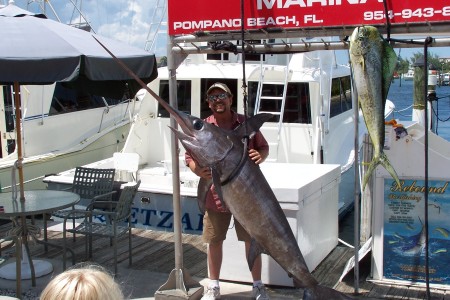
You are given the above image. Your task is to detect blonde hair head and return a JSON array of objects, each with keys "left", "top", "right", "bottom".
[{"left": 40, "top": 264, "right": 123, "bottom": 300}]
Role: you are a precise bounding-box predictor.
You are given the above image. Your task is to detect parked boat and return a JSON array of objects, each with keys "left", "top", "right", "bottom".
[
  {"left": 44, "top": 45, "right": 395, "bottom": 234},
  {"left": 403, "top": 69, "right": 414, "bottom": 81},
  {"left": 0, "top": 83, "right": 144, "bottom": 191},
  {"left": 440, "top": 73, "right": 450, "bottom": 86}
]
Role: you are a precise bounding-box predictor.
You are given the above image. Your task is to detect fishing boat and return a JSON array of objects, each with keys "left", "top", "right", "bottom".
[
  {"left": 0, "top": 82, "right": 144, "bottom": 191},
  {"left": 44, "top": 44, "right": 395, "bottom": 233},
  {"left": 0, "top": 0, "right": 158, "bottom": 192},
  {"left": 403, "top": 68, "right": 414, "bottom": 81}
]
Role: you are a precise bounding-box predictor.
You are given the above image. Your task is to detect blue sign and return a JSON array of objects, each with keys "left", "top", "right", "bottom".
[{"left": 383, "top": 179, "right": 450, "bottom": 285}]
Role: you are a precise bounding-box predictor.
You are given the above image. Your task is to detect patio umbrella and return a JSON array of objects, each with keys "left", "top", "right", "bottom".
[{"left": 0, "top": 2, "right": 158, "bottom": 200}]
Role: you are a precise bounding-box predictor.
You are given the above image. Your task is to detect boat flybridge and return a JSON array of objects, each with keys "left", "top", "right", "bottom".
[
  {"left": 45, "top": 34, "right": 390, "bottom": 231},
  {"left": 44, "top": 0, "right": 450, "bottom": 235}
]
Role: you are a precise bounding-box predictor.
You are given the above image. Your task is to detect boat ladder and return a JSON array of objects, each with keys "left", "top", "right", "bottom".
[
  {"left": 254, "top": 56, "right": 290, "bottom": 162},
  {"left": 145, "top": 0, "right": 168, "bottom": 52}
]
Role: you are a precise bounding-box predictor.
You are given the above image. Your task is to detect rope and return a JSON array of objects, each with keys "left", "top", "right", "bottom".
[
  {"left": 11, "top": 160, "right": 19, "bottom": 201},
  {"left": 240, "top": 0, "right": 250, "bottom": 145},
  {"left": 430, "top": 95, "right": 450, "bottom": 122}
]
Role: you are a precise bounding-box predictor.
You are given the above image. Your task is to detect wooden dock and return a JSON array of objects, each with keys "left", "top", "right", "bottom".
[{"left": 1, "top": 219, "right": 449, "bottom": 299}]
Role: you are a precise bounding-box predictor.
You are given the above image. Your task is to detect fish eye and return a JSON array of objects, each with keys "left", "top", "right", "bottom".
[{"left": 193, "top": 119, "right": 204, "bottom": 130}]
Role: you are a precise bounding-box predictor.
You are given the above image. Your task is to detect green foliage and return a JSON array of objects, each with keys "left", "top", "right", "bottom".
[
  {"left": 395, "top": 56, "right": 410, "bottom": 74},
  {"left": 409, "top": 51, "right": 449, "bottom": 72},
  {"left": 393, "top": 51, "right": 449, "bottom": 76},
  {"left": 158, "top": 56, "right": 167, "bottom": 67}
]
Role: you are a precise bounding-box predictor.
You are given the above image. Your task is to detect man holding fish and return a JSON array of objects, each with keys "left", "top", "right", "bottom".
[{"left": 185, "top": 83, "right": 270, "bottom": 300}]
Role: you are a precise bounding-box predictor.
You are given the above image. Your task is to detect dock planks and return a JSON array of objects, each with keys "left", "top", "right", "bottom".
[{"left": 1, "top": 220, "right": 449, "bottom": 299}]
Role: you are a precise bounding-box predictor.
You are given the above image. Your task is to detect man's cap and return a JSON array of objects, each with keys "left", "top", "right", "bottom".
[{"left": 206, "top": 83, "right": 232, "bottom": 96}]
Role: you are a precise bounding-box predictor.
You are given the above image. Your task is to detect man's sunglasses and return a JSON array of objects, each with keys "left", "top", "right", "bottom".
[{"left": 207, "top": 93, "right": 228, "bottom": 102}]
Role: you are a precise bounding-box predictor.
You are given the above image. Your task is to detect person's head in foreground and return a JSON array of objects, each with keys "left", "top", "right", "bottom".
[{"left": 40, "top": 264, "right": 123, "bottom": 300}]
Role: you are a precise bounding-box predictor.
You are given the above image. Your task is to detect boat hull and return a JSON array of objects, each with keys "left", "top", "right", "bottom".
[{"left": 0, "top": 123, "right": 130, "bottom": 192}]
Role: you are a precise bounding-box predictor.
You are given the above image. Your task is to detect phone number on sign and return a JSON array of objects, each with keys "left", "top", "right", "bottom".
[{"left": 364, "top": 7, "right": 450, "bottom": 21}]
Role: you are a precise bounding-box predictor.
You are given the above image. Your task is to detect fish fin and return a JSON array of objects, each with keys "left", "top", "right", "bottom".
[
  {"left": 379, "top": 152, "right": 401, "bottom": 189},
  {"left": 362, "top": 157, "right": 378, "bottom": 190},
  {"left": 247, "top": 238, "right": 264, "bottom": 271},
  {"left": 362, "top": 152, "right": 400, "bottom": 190},
  {"left": 211, "top": 168, "right": 226, "bottom": 209},
  {"left": 234, "top": 113, "right": 273, "bottom": 139},
  {"left": 197, "top": 178, "right": 212, "bottom": 214},
  {"left": 381, "top": 37, "right": 397, "bottom": 102}
]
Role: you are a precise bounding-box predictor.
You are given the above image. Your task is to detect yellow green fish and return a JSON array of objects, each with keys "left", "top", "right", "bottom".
[{"left": 349, "top": 26, "right": 401, "bottom": 190}]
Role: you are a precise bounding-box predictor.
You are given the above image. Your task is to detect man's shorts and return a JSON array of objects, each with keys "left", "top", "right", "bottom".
[{"left": 202, "top": 210, "right": 251, "bottom": 244}]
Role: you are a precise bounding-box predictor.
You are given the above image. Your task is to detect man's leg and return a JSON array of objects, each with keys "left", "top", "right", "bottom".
[
  {"left": 201, "top": 211, "right": 231, "bottom": 299},
  {"left": 243, "top": 238, "right": 270, "bottom": 299},
  {"left": 207, "top": 240, "right": 223, "bottom": 280},
  {"left": 245, "top": 241, "right": 262, "bottom": 281}
]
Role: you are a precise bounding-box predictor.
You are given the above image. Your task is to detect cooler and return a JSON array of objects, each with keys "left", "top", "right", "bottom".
[{"left": 220, "top": 163, "right": 341, "bottom": 286}]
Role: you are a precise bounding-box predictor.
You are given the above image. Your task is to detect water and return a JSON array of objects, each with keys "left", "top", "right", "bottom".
[
  {"left": 339, "top": 81, "right": 450, "bottom": 246},
  {"left": 388, "top": 80, "right": 450, "bottom": 141}
]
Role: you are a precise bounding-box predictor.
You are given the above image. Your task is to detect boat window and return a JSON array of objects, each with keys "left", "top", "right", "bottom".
[
  {"left": 49, "top": 83, "right": 129, "bottom": 115},
  {"left": 2, "top": 85, "right": 15, "bottom": 132},
  {"left": 158, "top": 80, "right": 192, "bottom": 117},
  {"left": 248, "top": 82, "right": 311, "bottom": 124},
  {"left": 330, "top": 76, "right": 352, "bottom": 118},
  {"left": 206, "top": 53, "right": 229, "bottom": 61},
  {"left": 236, "top": 40, "right": 266, "bottom": 62}
]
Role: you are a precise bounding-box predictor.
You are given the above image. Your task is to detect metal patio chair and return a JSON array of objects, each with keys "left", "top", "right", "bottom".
[
  {"left": 62, "top": 180, "right": 141, "bottom": 274},
  {"left": 44, "top": 167, "right": 116, "bottom": 247},
  {"left": 0, "top": 231, "right": 21, "bottom": 297}
]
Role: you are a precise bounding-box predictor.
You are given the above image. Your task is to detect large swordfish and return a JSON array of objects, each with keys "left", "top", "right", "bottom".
[{"left": 95, "top": 37, "right": 352, "bottom": 299}]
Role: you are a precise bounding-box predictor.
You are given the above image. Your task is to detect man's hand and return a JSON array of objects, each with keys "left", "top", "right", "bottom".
[
  {"left": 249, "top": 149, "right": 264, "bottom": 165},
  {"left": 188, "top": 161, "right": 212, "bottom": 179}
]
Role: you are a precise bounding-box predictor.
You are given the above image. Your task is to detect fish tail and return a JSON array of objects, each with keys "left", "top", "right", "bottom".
[
  {"left": 362, "top": 157, "right": 378, "bottom": 190},
  {"left": 362, "top": 152, "right": 400, "bottom": 190},
  {"left": 379, "top": 152, "right": 401, "bottom": 188}
]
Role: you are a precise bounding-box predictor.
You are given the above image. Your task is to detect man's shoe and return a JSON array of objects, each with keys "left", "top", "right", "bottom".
[
  {"left": 201, "top": 286, "right": 221, "bottom": 300},
  {"left": 252, "top": 284, "right": 270, "bottom": 300}
]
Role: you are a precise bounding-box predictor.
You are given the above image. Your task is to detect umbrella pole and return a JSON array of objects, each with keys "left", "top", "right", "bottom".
[{"left": 13, "top": 82, "right": 25, "bottom": 201}]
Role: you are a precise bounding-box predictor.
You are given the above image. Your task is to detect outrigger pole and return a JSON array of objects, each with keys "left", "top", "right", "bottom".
[
  {"left": 153, "top": 36, "right": 203, "bottom": 300},
  {"left": 93, "top": 36, "right": 203, "bottom": 299}
]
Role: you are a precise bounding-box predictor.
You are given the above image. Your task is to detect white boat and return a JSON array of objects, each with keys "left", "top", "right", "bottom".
[
  {"left": 440, "top": 73, "right": 450, "bottom": 85},
  {"left": 0, "top": 82, "right": 143, "bottom": 191},
  {"left": 44, "top": 45, "right": 395, "bottom": 234},
  {"left": 403, "top": 69, "right": 414, "bottom": 81}
]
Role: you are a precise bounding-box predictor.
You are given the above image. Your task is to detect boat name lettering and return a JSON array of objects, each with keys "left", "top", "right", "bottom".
[
  {"left": 390, "top": 180, "right": 449, "bottom": 195},
  {"left": 130, "top": 207, "right": 203, "bottom": 231}
]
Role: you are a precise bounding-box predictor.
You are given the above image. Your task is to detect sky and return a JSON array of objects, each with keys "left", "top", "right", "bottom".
[{"left": 4, "top": 0, "right": 450, "bottom": 61}]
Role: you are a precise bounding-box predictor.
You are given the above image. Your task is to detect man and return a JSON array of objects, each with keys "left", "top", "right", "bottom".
[{"left": 185, "top": 83, "right": 270, "bottom": 300}]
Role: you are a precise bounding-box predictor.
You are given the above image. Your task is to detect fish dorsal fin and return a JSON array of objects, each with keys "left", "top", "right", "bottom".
[
  {"left": 234, "top": 113, "right": 273, "bottom": 139},
  {"left": 381, "top": 37, "right": 397, "bottom": 102},
  {"left": 247, "top": 238, "right": 265, "bottom": 271}
]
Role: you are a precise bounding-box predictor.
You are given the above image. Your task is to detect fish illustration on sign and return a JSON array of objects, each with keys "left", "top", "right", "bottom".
[
  {"left": 94, "top": 38, "right": 353, "bottom": 299},
  {"left": 349, "top": 26, "right": 401, "bottom": 190}
]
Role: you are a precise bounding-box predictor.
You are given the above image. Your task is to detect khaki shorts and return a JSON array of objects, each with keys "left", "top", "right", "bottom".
[{"left": 202, "top": 210, "right": 251, "bottom": 244}]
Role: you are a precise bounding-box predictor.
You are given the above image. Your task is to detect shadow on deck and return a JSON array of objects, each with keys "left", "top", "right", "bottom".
[{"left": 0, "top": 219, "right": 449, "bottom": 299}]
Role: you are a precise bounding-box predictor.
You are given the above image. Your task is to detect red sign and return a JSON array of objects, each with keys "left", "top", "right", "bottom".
[{"left": 168, "top": 0, "right": 450, "bottom": 35}]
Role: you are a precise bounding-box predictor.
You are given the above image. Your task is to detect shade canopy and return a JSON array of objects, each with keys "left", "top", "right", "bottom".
[{"left": 0, "top": 3, "right": 158, "bottom": 98}]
